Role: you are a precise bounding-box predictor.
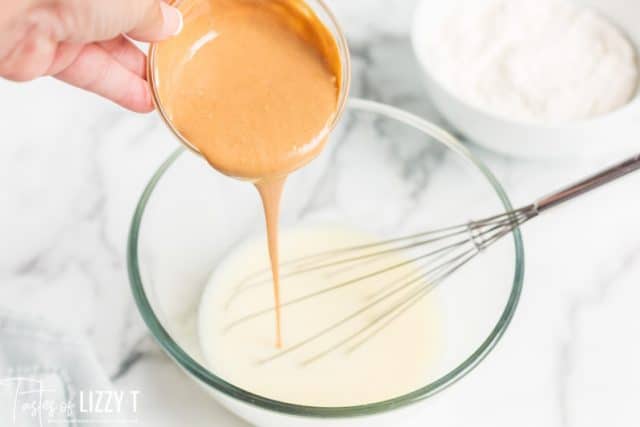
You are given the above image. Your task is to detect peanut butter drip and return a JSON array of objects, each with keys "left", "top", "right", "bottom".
[{"left": 153, "top": 0, "right": 341, "bottom": 347}]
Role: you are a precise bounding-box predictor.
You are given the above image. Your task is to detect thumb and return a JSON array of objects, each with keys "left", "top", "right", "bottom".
[
  {"left": 127, "top": 1, "right": 183, "bottom": 42},
  {"left": 68, "top": 0, "right": 183, "bottom": 43}
]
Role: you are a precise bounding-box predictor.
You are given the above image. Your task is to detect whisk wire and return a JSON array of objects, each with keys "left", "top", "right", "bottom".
[
  {"left": 225, "top": 207, "right": 535, "bottom": 311},
  {"left": 229, "top": 153, "right": 640, "bottom": 365},
  {"left": 227, "top": 206, "right": 537, "bottom": 348}
]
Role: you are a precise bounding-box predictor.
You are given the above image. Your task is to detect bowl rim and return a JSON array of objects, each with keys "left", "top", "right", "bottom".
[
  {"left": 127, "top": 98, "right": 525, "bottom": 418},
  {"left": 410, "top": 0, "right": 640, "bottom": 129}
]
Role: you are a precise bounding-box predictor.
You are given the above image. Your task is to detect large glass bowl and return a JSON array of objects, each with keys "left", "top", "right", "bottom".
[{"left": 128, "top": 99, "right": 524, "bottom": 426}]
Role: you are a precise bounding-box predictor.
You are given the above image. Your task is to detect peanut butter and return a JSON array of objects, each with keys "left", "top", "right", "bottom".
[{"left": 152, "top": 0, "right": 342, "bottom": 347}]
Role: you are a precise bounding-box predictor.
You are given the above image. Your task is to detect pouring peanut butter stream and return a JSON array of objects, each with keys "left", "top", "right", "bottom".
[{"left": 149, "top": 0, "right": 346, "bottom": 348}]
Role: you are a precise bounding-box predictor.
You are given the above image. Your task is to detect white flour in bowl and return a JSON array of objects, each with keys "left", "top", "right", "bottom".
[{"left": 422, "top": 0, "right": 639, "bottom": 122}]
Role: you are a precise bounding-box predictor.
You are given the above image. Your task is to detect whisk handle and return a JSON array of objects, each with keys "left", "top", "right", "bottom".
[{"left": 535, "top": 153, "right": 640, "bottom": 212}]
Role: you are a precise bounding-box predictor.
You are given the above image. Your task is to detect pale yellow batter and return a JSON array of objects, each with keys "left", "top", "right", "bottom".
[{"left": 199, "top": 225, "right": 442, "bottom": 406}]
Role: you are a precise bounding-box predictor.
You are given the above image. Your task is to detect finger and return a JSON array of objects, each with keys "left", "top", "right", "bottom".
[
  {"left": 54, "top": 43, "right": 154, "bottom": 113},
  {"left": 0, "top": 28, "right": 57, "bottom": 81},
  {"left": 46, "top": 42, "right": 84, "bottom": 76},
  {"left": 99, "top": 36, "right": 146, "bottom": 78},
  {"left": 50, "top": 37, "right": 147, "bottom": 78},
  {"left": 64, "top": 0, "right": 182, "bottom": 43},
  {"left": 127, "top": 1, "right": 183, "bottom": 42}
]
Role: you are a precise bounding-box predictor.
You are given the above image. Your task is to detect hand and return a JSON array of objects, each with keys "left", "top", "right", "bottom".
[{"left": 0, "top": 0, "right": 183, "bottom": 112}]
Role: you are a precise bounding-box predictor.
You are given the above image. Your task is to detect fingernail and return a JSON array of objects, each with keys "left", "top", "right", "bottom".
[{"left": 161, "top": 3, "right": 183, "bottom": 36}]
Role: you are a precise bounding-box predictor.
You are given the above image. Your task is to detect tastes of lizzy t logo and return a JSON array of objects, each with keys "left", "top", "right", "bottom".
[{"left": 1, "top": 377, "right": 140, "bottom": 426}]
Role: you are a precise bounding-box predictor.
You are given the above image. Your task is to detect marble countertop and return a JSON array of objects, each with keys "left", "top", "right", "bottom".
[{"left": 1, "top": 1, "right": 639, "bottom": 426}]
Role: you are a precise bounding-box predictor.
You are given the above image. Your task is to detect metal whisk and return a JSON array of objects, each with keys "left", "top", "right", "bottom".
[{"left": 225, "top": 153, "right": 640, "bottom": 365}]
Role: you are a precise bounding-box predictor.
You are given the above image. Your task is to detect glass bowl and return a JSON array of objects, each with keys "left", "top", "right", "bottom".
[
  {"left": 147, "top": 0, "right": 351, "bottom": 160},
  {"left": 128, "top": 99, "right": 524, "bottom": 426}
]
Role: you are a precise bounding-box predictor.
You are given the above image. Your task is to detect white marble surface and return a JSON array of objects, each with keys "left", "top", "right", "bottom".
[{"left": 1, "top": 1, "right": 640, "bottom": 426}]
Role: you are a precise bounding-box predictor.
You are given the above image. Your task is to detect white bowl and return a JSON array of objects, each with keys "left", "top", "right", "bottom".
[{"left": 411, "top": 0, "right": 640, "bottom": 158}]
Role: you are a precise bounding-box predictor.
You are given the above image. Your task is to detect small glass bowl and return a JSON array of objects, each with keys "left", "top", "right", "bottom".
[
  {"left": 128, "top": 98, "right": 524, "bottom": 426},
  {"left": 146, "top": 0, "right": 351, "bottom": 158}
]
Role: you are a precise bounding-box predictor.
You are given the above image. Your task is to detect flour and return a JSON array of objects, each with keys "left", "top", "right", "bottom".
[{"left": 423, "top": 0, "right": 639, "bottom": 122}]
